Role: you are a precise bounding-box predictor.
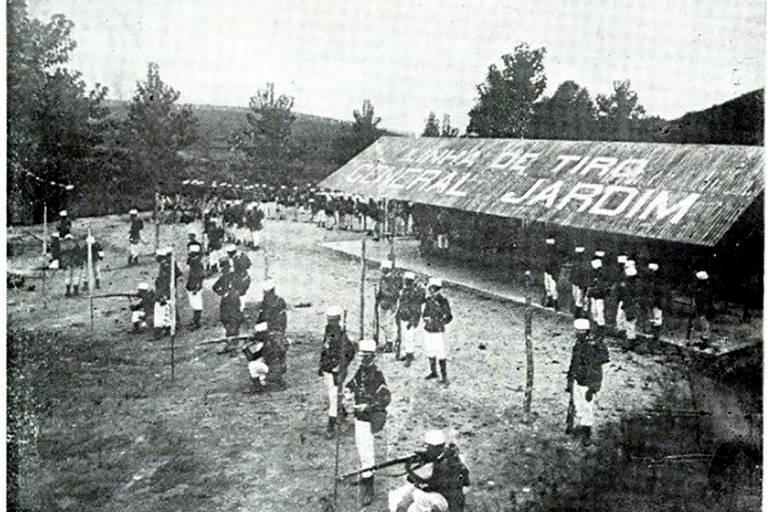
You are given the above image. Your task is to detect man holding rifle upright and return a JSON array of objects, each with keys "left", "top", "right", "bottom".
[{"left": 318, "top": 305, "right": 356, "bottom": 438}]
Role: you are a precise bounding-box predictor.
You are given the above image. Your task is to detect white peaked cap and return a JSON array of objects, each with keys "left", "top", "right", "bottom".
[
  {"left": 51, "top": 232, "right": 60, "bottom": 237},
  {"left": 594, "top": 251, "right": 605, "bottom": 258},
  {"left": 59, "top": 210, "right": 68, "bottom": 216},
  {"left": 262, "top": 280, "right": 275, "bottom": 291},
  {"left": 626, "top": 259, "right": 636, "bottom": 268},
  {"left": 574, "top": 318, "right": 590, "bottom": 330},
  {"left": 574, "top": 246, "right": 585, "bottom": 253},
  {"left": 591, "top": 259, "right": 602, "bottom": 269},
  {"left": 359, "top": 338, "right": 376, "bottom": 352},
  {"left": 648, "top": 263, "right": 659, "bottom": 271},
  {"left": 696, "top": 271, "right": 709, "bottom": 280},
  {"left": 188, "top": 244, "right": 201, "bottom": 254},
  {"left": 428, "top": 277, "right": 443, "bottom": 288},
  {"left": 545, "top": 238, "right": 555, "bottom": 245},
  {"left": 226, "top": 244, "right": 237, "bottom": 253},
  {"left": 326, "top": 305, "right": 343, "bottom": 317},
  {"left": 137, "top": 282, "right": 150, "bottom": 291},
  {"left": 617, "top": 255, "right": 628, "bottom": 263},
  {"left": 424, "top": 429, "right": 445, "bottom": 446},
  {"left": 624, "top": 265, "right": 637, "bottom": 277},
  {"left": 254, "top": 322, "right": 268, "bottom": 333},
  {"left": 380, "top": 259, "right": 393, "bottom": 269},
  {"left": 403, "top": 271, "right": 416, "bottom": 280},
  {"left": 129, "top": 209, "right": 138, "bottom": 215},
  {"left": 64, "top": 233, "right": 73, "bottom": 239}
]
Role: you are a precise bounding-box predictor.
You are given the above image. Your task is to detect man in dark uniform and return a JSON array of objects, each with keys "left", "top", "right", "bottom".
[
  {"left": 543, "top": 237, "right": 560, "bottom": 310},
  {"left": 213, "top": 258, "right": 246, "bottom": 353},
  {"left": 207, "top": 219, "right": 225, "bottom": 275},
  {"left": 344, "top": 338, "right": 391, "bottom": 506},
  {"left": 318, "top": 305, "right": 356, "bottom": 438},
  {"left": 396, "top": 271, "right": 425, "bottom": 366},
  {"left": 60, "top": 233, "right": 80, "bottom": 297},
  {"left": 58, "top": 210, "right": 72, "bottom": 238},
  {"left": 389, "top": 429, "right": 471, "bottom": 512},
  {"left": 257, "top": 280, "right": 287, "bottom": 334},
  {"left": 615, "top": 260, "right": 641, "bottom": 351},
  {"left": 128, "top": 209, "right": 143, "bottom": 265},
  {"left": 570, "top": 246, "right": 590, "bottom": 317},
  {"left": 586, "top": 253, "right": 609, "bottom": 338},
  {"left": 131, "top": 282, "right": 154, "bottom": 333},
  {"left": 227, "top": 244, "right": 252, "bottom": 275},
  {"left": 642, "top": 261, "right": 664, "bottom": 343},
  {"left": 566, "top": 318, "right": 609, "bottom": 446},
  {"left": 153, "top": 248, "right": 182, "bottom": 338},
  {"left": 243, "top": 321, "right": 288, "bottom": 392},
  {"left": 186, "top": 244, "right": 205, "bottom": 330},
  {"left": 422, "top": 278, "right": 453, "bottom": 385},
  {"left": 377, "top": 260, "right": 402, "bottom": 353},
  {"left": 691, "top": 270, "right": 714, "bottom": 347},
  {"left": 48, "top": 232, "right": 61, "bottom": 269}
]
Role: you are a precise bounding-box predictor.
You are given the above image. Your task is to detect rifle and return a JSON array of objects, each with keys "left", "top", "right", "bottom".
[
  {"left": 373, "top": 284, "right": 380, "bottom": 344},
  {"left": 91, "top": 293, "right": 142, "bottom": 300},
  {"left": 337, "top": 452, "right": 426, "bottom": 481},
  {"left": 198, "top": 335, "right": 252, "bottom": 346}
]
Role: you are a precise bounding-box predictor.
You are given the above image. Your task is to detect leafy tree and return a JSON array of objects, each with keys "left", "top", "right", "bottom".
[
  {"left": 232, "top": 82, "right": 296, "bottom": 173},
  {"left": 422, "top": 111, "right": 440, "bottom": 136},
  {"left": 7, "top": 0, "right": 109, "bottom": 223},
  {"left": 119, "top": 63, "right": 198, "bottom": 194},
  {"left": 334, "top": 99, "right": 383, "bottom": 164},
  {"left": 595, "top": 80, "right": 646, "bottom": 141},
  {"left": 467, "top": 43, "right": 547, "bottom": 138},
  {"left": 533, "top": 80, "right": 597, "bottom": 139},
  {"left": 440, "top": 114, "right": 459, "bottom": 138}
]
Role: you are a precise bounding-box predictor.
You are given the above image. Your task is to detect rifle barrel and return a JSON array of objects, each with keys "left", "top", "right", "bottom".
[{"left": 338, "top": 454, "right": 419, "bottom": 480}]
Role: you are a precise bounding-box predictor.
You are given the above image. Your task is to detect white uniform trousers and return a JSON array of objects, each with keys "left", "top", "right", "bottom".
[
  {"left": 324, "top": 372, "right": 338, "bottom": 418},
  {"left": 131, "top": 310, "right": 147, "bottom": 327},
  {"left": 572, "top": 382, "right": 596, "bottom": 428},
  {"left": 129, "top": 242, "right": 140, "bottom": 258},
  {"left": 379, "top": 307, "right": 396, "bottom": 346},
  {"left": 423, "top": 331, "right": 446, "bottom": 359},
  {"left": 355, "top": 419, "right": 375, "bottom": 479},
  {"left": 187, "top": 289, "right": 203, "bottom": 311},
  {"left": 649, "top": 307, "right": 663, "bottom": 327},
  {"left": 400, "top": 320, "right": 417, "bottom": 355},
  {"left": 248, "top": 358, "right": 269, "bottom": 384},
  {"left": 615, "top": 301, "right": 626, "bottom": 332},
  {"left": 572, "top": 285, "right": 584, "bottom": 309},
  {"left": 590, "top": 298, "right": 605, "bottom": 326},
  {"left": 544, "top": 272, "right": 558, "bottom": 300},
  {"left": 389, "top": 483, "right": 449, "bottom": 512},
  {"left": 251, "top": 230, "right": 261, "bottom": 248},
  {"left": 153, "top": 302, "right": 172, "bottom": 328},
  {"left": 65, "top": 265, "right": 80, "bottom": 286}
]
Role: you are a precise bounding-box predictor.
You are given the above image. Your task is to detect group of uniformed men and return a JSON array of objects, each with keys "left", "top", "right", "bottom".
[{"left": 45, "top": 210, "right": 104, "bottom": 296}]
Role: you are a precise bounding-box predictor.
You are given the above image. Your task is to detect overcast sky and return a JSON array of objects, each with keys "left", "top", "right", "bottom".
[{"left": 29, "top": 0, "right": 765, "bottom": 134}]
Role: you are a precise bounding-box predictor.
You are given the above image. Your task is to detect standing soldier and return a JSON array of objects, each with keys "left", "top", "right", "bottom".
[
  {"left": 615, "top": 260, "right": 640, "bottom": 351},
  {"left": 691, "top": 270, "right": 714, "bottom": 347},
  {"left": 368, "top": 196, "right": 379, "bottom": 239},
  {"left": 48, "top": 232, "right": 61, "bottom": 269},
  {"left": 226, "top": 244, "right": 252, "bottom": 275},
  {"left": 396, "top": 271, "right": 425, "bottom": 366},
  {"left": 586, "top": 252, "right": 609, "bottom": 337},
  {"left": 344, "top": 338, "right": 392, "bottom": 506},
  {"left": 213, "top": 258, "right": 245, "bottom": 353},
  {"left": 376, "top": 260, "right": 401, "bottom": 353},
  {"left": 256, "top": 281, "right": 287, "bottom": 334},
  {"left": 153, "top": 248, "right": 181, "bottom": 338},
  {"left": 83, "top": 233, "right": 104, "bottom": 290},
  {"left": 422, "top": 278, "right": 453, "bottom": 385},
  {"left": 542, "top": 237, "right": 560, "bottom": 310},
  {"left": 566, "top": 318, "right": 609, "bottom": 446},
  {"left": 642, "top": 261, "right": 664, "bottom": 344},
  {"left": 207, "top": 219, "right": 225, "bottom": 275},
  {"left": 247, "top": 204, "right": 264, "bottom": 249},
  {"left": 318, "top": 305, "right": 356, "bottom": 438},
  {"left": 128, "top": 209, "right": 143, "bottom": 266},
  {"left": 434, "top": 209, "right": 449, "bottom": 250},
  {"left": 186, "top": 245, "right": 205, "bottom": 330},
  {"left": 58, "top": 210, "right": 72, "bottom": 238},
  {"left": 570, "top": 246, "right": 590, "bottom": 317},
  {"left": 130, "top": 282, "right": 154, "bottom": 333},
  {"left": 60, "top": 233, "right": 80, "bottom": 297},
  {"left": 388, "top": 429, "right": 471, "bottom": 512}
]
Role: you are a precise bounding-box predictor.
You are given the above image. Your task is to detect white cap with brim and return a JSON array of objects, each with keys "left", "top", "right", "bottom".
[
  {"left": 428, "top": 277, "right": 443, "bottom": 288},
  {"left": 380, "top": 260, "right": 393, "bottom": 269},
  {"left": 594, "top": 251, "right": 605, "bottom": 258},
  {"left": 59, "top": 210, "right": 67, "bottom": 216},
  {"left": 574, "top": 318, "right": 590, "bottom": 330},
  {"left": 648, "top": 263, "right": 659, "bottom": 271},
  {"left": 617, "top": 255, "right": 628, "bottom": 264},
  {"left": 696, "top": 271, "right": 709, "bottom": 280},
  {"left": 64, "top": 233, "right": 73, "bottom": 240},
  {"left": 424, "top": 429, "right": 445, "bottom": 446},
  {"left": 403, "top": 271, "right": 416, "bottom": 280},
  {"left": 591, "top": 259, "right": 602, "bottom": 269},
  {"left": 359, "top": 338, "right": 376, "bottom": 352},
  {"left": 326, "top": 305, "right": 343, "bottom": 318},
  {"left": 262, "top": 280, "right": 275, "bottom": 291},
  {"left": 545, "top": 238, "right": 555, "bottom": 245},
  {"left": 624, "top": 266, "right": 637, "bottom": 277},
  {"left": 188, "top": 244, "right": 201, "bottom": 254},
  {"left": 254, "top": 322, "right": 268, "bottom": 333},
  {"left": 574, "top": 247, "right": 585, "bottom": 253},
  {"left": 129, "top": 209, "right": 138, "bottom": 215},
  {"left": 226, "top": 244, "right": 237, "bottom": 253},
  {"left": 138, "top": 282, "right": 150, "bottom": 291}
]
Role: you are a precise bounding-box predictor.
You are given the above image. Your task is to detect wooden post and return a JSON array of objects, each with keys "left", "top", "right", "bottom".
[
  {"left": 170, "top": 249, "right": 176, "bottom": 382},
  {"left": 523, "top": 270, "right": 534, "bottom": 422},
  {"left": 333, "top": 309, "right": 348, "bottom": 509},
  {"left": 154, "top": 189, "right": 160, "bottom": 254},
  {"left": 360, "top": 238, "right": 366, "bottom": 339},
  {"left": 42, "top": 202, "right": 47, "bottom": 307},
  {"left": 87, "top": 226, "right": 95, "bottom": 333}
]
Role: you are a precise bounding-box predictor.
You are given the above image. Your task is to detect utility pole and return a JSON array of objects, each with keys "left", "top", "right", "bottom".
[{"left": 523, "top": 270, "right": 534, "bottom": 423}]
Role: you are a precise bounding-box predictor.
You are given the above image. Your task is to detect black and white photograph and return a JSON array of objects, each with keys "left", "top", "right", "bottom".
[{"left": 5, "top": 1, "right": 765, "bottom": 510}]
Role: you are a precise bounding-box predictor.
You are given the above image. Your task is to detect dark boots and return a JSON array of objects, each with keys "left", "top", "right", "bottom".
[
  {"left": 132, "top": 322, "right": 140, "bottom": 334},
  {"left": 95, "top": 278, "right": 101, "bottom": 290},
  {"left": 425, "top": 357, "right": 438, "bottom": 380},
  {"left": 192, "top": 311, "right": 202, "bottom": 330},
  {"left": 65, "top": 285, "right": 72, "bottom": 297},
  {"left": 325, "top": 417, "right": 336, "bottom": 439},
  {"left": 439, "top": 359, "right": 449, "bottom": 385},
  {"left": 360, "top": 476, "right": 374, "bottom": 506},
  {"left": 403, "top": 353, "right": 414, "bottom": 367},
  {"left": 72, "top": 285, "right": 79, "bottom": 296},
  {"left": 250, "top": 378, "right": 265, "bottom": 394},
  {"left": 383, "top": 342, "right": 393, "bottom": 353}
]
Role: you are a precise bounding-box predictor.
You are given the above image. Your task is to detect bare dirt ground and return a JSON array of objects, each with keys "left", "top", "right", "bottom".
[{"left": 7, "top": 215, "right": 761, "bottom": 511}]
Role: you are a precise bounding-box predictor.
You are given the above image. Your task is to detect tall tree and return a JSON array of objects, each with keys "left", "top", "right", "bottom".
[
  {"left": 467, "top": 43, "right": 547, "bottom": 138},
  {"left": 233, "top": 82, "right": 296, "bottom": 175},
  {"left": 422, "top": 112, "right": 440, "bottom": 137},
  {"left": 595, "top": 80, "right": 646, "bottom": 141},
  {"left": 533, "top": 80, "right": 597, "bottom": 139},
  {"left": 334, "top": 99, "right": 383, "bottom": 164},
  {"left": 120, "top": 63, "right": 198, "bottom": 193},
  {"left": 7, "top": 0, "right": 109, "bottom": 223},
  {"left": 440, "top": 114, "right": 459, "bottom": 138}
]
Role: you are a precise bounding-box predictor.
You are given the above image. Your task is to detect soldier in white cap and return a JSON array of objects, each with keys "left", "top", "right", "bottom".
[
  {"left": 130, "top": 283, "right": 154, "bottom": 333},
  {"left": 642, "top": 261, "right": 664, "bottom": 343},
  {"left": 318, "top": 305, "right": 356, "bottom": 438},
  {"left": 422, "top": 278, "right": 453, "bottom": 384},
  {"left": 615, "top": 260, "right": 641, "bottom": 350},
  {"left": 186, "top": 244, "right": 205, "bottom": 329},
  {"left": 343, "top": 338, "right": 391, "bottom": 506},
  {"left": 542, "top": 237, "right": 560, "bottom": 310},
  {"left": 691, "top": 270, "right": 714, "bottom": 346},
  {"left": 57, "top": 209, "right": 72, "bottom": 238},
  {"left": 60, "top": 233, "right": 81, "bottom": 297},
  {"left": 243, "top": 321, "right": 289, "bottom": 392},
  {"left": 566, "top": 318, "right": 609, "bottom": 446},
  {"left": 377, "top": 259, "right": 402, "bottom": 352},
  {"left": 396, "top": 271, "right": 425, "bottom": 366},
  {"left": 128, "top": 209, "right": 143, "bottom": 266},
  {"left": 586, "top": 253, "right": 609, "bottom": 336},
  {"left": 153, "top": 247, "right": 181, "bottom": 338},
  {"left": 388, "top": 429, "right": 471, "bottom": 512},
  {"left": 570, "top": 246, "right": 590, "bottom": 316}
]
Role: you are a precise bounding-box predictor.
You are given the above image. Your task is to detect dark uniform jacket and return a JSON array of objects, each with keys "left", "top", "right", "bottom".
[
  {"left": 257, "top": 292, "right": 287, "bottom": 334},
  {"left": 422, "top": 294, "right": 452, "bottom": 333},
  {"left": 129, "top": 218, "right": 144, "bottom": 243},
  {"left": 213, "top": 271, "right": 246, "bottom": 323},
  {"left": 378, "top": 272, "right": 401, "bottom": 310},
  {"left": 346, "top": 363, "right": 391, "bottom": 427},
  {"left": 231, "top": 252, "right": 251, "bottom": 274},
  {"left": 319, "top": 323, "right": 356, "bottom": 379},
  {"left": 58, "top": 218, "right": 72, "bottom": 238},
  {"left": 59, "top": 238, "right": 80, "bottom": 269},
  {"left": 571, "top": 256, "right": 591, "bottom": 289},
  {"left": 586, "top": 268, "right": 610, "bottom": 299},
  {"left": 692, "top": 278, "right": 714, "bottom": 319},
  {"left": 408, "top": 445, "right": 470, "bottom": 512},
  {"left": 155, "top": 262, "right": 182, "bottom": 301},
  {"left": 186, "top": 258, "right": 205, "bottom": 292},
  {"left": 567, "top": 336, "right": 610, "bottom": 391},
  {"left": 615, "top": 275, "right": 640, "bottom": 321},
  {"left": 50, "top": 236, "right": 61, "bottom": 261},
  {"left": 131, "top": 290, "right": 155, "bottom": 317},
  {"left": 397, "top": 284, "right": 425, "bottom": 325},
  {"left": 642, "top": 272, "right": 664, "bottom": 311},
  {"left": 208, "top": 226, "right": 224, "bottom": 251},
  {"left": 544, "top": 245, "right": 560, "bottom": 277}
]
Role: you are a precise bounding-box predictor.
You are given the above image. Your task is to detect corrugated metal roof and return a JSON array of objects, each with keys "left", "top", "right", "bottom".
[{"left": 320, "top": 137, "right": 764, "bottom": 246}]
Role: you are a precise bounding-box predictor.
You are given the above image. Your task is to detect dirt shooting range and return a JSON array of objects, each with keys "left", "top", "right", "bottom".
[{"left": 6, "top": 1, "right": 765, "bottom": 511}]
